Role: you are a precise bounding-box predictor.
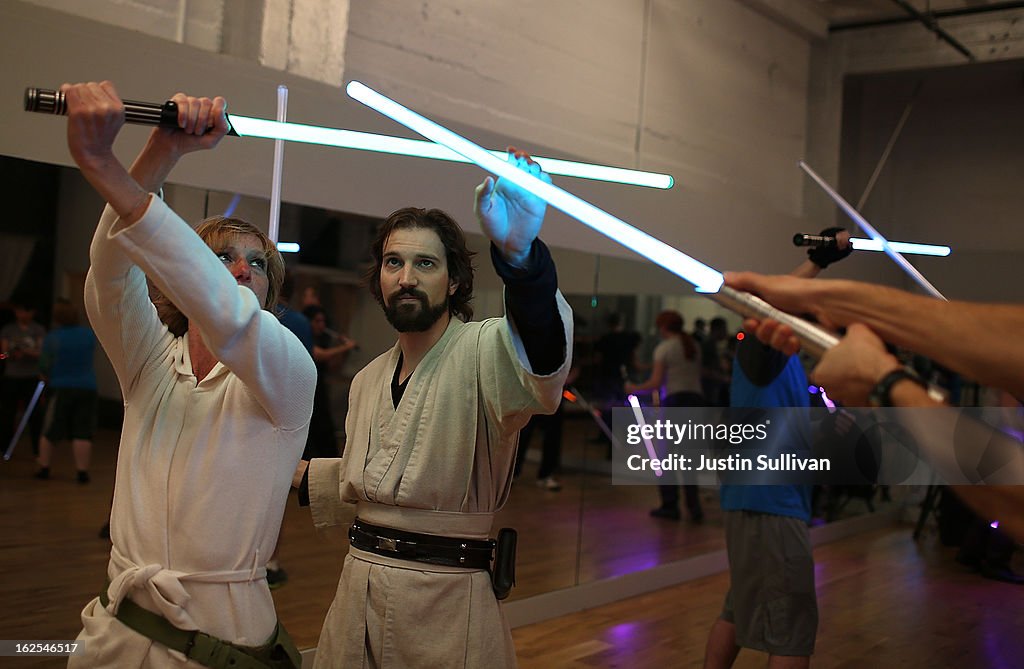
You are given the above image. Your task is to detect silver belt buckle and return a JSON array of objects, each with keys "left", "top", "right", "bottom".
[{"left": 378, "top": 537, "right": 398, "bottom": 552}]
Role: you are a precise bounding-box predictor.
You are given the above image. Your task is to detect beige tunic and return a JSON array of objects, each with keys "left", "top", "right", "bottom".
[
  {"left": 309, "top": 295, "right": 572, "bottom": 668},
  {"left": 71, "top": 200, "right": 316, "bottom": 668}
]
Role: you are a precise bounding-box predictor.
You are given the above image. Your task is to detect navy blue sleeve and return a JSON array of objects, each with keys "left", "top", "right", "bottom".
[
  {"left": 490, "top": 239, "right": 565, "bottom": 376},
  {"left": 735, "top": 336, "right": 789, "bottom": 388}
]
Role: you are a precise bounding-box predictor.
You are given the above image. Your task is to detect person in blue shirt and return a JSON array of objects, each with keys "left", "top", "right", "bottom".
[
  {"left": 703, "top": 228, "right": 851, "bottom": 669},
  {"left": 36, "top": 299, "right": 97, "bottom": 483}
]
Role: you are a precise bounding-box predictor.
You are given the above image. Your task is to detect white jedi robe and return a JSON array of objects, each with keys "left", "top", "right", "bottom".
[
  {"left": 309, "top": 295, "right": 572, "bottom": 668},
  {"left": 71, "top": 199, "right": 315, "bottom": 668}
]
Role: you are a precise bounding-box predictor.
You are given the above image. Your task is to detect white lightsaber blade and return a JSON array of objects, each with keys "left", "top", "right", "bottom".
[
  {"left": 23, "top": 88, "right": 673, "bottom": 189},
  {"left": 628, "top": 394, "right": 663, "bottom": 478},
  {"left": 799, "top": 161, "right": 947, "bottom": 301},
  {"left": 850, "top": 238, "right": 950, "bottom": 256},
  {"left": 267, "top": 85, "right": 288, "bottom": 243},
  {"left": 346, "top": 80, "right": 842, "bottom": 358},
  {"left": 4, "top": 380, "right": 45, "bottom": 461},
  {"left": 346, "top": 81, "right": 721, "bottom": 293},
  {"left": 565, "top": 386, "right": 623, "bottom": 450},
  {"left": 228, "top": 115, "right": 672, "bottom": 189}
]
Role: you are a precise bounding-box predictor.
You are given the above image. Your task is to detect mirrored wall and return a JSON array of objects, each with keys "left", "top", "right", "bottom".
[{"left": 0, "top": 157, "right": 894, "bottom": 651}]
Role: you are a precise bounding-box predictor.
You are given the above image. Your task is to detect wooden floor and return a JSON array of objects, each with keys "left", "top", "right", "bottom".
[
  {"left": 513, "top": 524, "right": 1024, "bottom": 668},
  {"left": 3, "top": 426, "right": 1022, "bottom": 668}
]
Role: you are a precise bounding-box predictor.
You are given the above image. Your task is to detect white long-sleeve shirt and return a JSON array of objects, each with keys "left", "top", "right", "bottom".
[{"left": 72, "top": 197, "right": 315, "bottom": 668}]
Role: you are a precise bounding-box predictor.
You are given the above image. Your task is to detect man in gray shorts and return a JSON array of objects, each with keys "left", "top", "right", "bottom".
[{"left": 704, "top": 229, "right": 852, "bottom": 668}]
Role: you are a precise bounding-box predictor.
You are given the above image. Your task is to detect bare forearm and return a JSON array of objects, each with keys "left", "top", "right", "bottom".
[
  {"left": 76, "top": 151, "right": 150, "bottom": 223},
  {"left": 789, "top": 259, "right": 821, "bottom": 280},
  {"left": 127, "top": 132, "right": 182, "bottom": 193},
  {"left": 812, "top": 282, "right": 1024, "bottom": 397}
]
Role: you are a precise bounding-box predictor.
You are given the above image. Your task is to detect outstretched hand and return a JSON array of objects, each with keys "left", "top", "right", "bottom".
[
  {"left": 811, "top": 324, "right": 901, "bottom": 406},
  {"left": 474, "top": 147, "right": 550, "bottom": 268},
  {"left": 725, "top": 271, "right": 837, "bottom": 356}
]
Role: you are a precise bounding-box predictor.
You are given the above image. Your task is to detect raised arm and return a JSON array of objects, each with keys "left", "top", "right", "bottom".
[
  {"left": 65, "top": 82, "right": 228, "bottom": 224},
  {"left": 475, "top": 148, "right": 568, "bottom": 377},
  {"left": 72, "top": 82, "right": 231, "bottom": 390},
  {"left": 69, "top": 82, "right": 313, "bottom": 427},
  {"left": 474, "top": 148, "right": 549, "bottom": 270}
]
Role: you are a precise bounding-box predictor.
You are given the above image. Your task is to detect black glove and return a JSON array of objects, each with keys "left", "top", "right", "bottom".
[{"left": 808, "top": 226, "right": 853, "bottom": 268}]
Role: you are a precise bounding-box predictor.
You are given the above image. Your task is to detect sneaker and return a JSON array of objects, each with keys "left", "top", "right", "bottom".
[
  {"left": 649, "top": 506, "right": 681, "bottom": 521},
  {"left": 267, "top": 567, "right": 288, "bottom": 589},
  {"left": 34, "top": 467, "right": 50, "bottom": 480},
  {"left": 536, "top": 476, "right": 562, "bottom": 491},
  {"left": 77, "top": 471, "right": 90, "bottom": 484}
]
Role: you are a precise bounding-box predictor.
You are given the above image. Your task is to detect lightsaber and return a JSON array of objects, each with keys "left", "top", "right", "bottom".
[
  {"left": 849, "top": 238, "right": 949, "bottom": 256},
  {"left": 627, "top": 394, "right": 663, "bottom": 477},
  {"left": 564, "top": 386, "right": 623, "bottom": 450},
  {"left": 347, "top": 80, "right": 841, "bottom": 358},
  {"left": 799, "top": 161, "right": 947, "bottom": 301},
  {"left": 793, "top": 233, "right": 950, "bottom": 257},
  {"left": 267, "top": 85, "right": 288, "bottom": 243},
  {"left": 4, "top": 380, "right": 45, "bottom": 461},
  {"left": 23, "top": 87, "right": 673, "bottom": 189}
]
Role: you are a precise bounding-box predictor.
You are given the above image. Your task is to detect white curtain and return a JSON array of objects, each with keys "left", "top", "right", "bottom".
[{"left": 0, "top": 234, "right": 36, "bottom": 301}]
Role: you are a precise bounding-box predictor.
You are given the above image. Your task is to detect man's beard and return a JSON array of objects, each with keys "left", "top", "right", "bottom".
[{"left": 383, "top": 289, "right": 449, "bottom": 333}]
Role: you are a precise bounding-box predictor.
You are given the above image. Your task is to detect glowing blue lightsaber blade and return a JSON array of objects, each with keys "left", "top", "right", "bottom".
[
  {"left": 346, "top": 81, "right": 721, "bottom": 293},
  {"left": 799, "top": 161, "right": 947, "bottom": 301},
  {"left": 227, "top": 116, "right": 672, "bottom": 188},
  {"left": 850, "top": 238, "right": 951, "bottom": 256},
  {"left": 346, "top": 81, "right": 842, "bottom": 358}
]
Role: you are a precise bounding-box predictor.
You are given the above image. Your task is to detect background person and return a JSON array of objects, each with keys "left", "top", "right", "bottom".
[{"left": 35, "top": 298, "right": 96, "bottom": 483}]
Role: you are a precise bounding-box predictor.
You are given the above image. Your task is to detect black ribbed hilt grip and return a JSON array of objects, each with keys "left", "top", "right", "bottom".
[{"left": 24, "top": 87, "right": 238, "bottom": 136}]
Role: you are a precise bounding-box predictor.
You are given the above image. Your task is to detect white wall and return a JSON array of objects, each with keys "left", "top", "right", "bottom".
[
  {"left": 838, "top": 60, "right": 1024, "bottom": 303},
  {"left": 5, "top": 0, "right": 1023, "bottom": 326},
  {"left": 1, "top": 0, "right": 829, "bottom": 280}
]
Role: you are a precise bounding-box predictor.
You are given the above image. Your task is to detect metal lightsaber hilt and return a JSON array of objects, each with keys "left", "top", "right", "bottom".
[
  {"left": 793, "top": 233, "right": 837, "bottom": 248},
  {"left": 24, "top": 87, "right": 239, "bottom": 136},
  {"left": 710, "top": 286, "right": 839, "bottom": 359}
]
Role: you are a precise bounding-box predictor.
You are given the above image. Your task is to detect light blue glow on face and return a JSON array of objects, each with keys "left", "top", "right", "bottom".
[
  {"left": 850, "top": 238, "right": 951, "bottom": 256},
  {"left": 276, "top": 242, "right": 300, "bottom": 253},
  {"left": 346, "top": 81, "right": 723, "bottom": 293},
  {"left": 228, "top": 115, "right": 673, "bottom": 189}
]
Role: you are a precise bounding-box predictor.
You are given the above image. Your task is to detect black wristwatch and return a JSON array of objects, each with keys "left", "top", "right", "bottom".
[{"left": 869, "top": 367, "right": 926, "bottom": 407}]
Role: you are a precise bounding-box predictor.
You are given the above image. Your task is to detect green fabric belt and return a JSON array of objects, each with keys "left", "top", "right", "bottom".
[{"left": 99, "top": 588, "right": 300, "bottom": 669}]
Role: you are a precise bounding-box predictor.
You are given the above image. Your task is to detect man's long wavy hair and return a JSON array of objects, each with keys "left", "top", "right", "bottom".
[
  {"left": 364, "top": 207, "right": 476, "bottom": 322},
  {"left": 150, "top": 216, "right": 285, "bottom": 337}
]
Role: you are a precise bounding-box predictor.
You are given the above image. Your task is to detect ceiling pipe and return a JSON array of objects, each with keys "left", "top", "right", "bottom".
[
  {"left": 888, "top": 0, "right": 975, "bottom": 61},
  {"left": 832, "top": 0, "right": 1024, "bottom": 34}
]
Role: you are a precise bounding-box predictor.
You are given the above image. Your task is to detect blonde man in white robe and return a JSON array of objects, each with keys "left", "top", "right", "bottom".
[
  {"left": 62, "top": 81, "right": 315, "bottom": 668},
  {"left": 293, "top": 150, "right": 573, "bottom": 668}
]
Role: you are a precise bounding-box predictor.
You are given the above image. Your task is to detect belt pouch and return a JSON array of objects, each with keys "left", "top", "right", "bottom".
[{"left": 491, "top": 527, "right": 517, "bottom": 600}]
